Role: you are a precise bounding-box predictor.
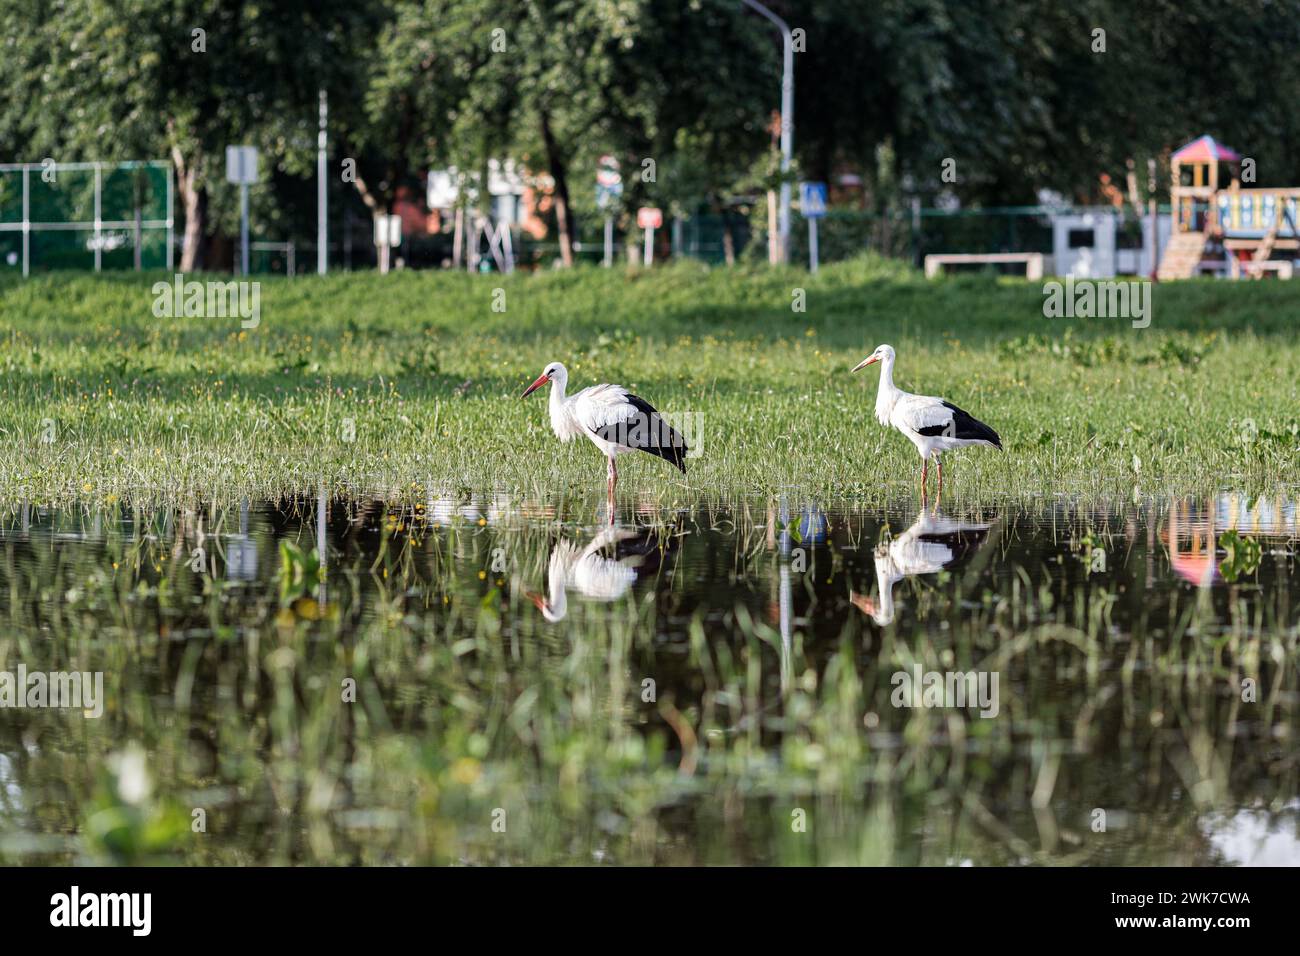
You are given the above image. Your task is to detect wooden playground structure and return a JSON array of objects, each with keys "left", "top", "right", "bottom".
[{"left": 1158, "top": 134, "right": 1300, "bottom": 279}]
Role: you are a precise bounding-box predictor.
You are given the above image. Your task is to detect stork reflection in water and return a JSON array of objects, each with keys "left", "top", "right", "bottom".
[
  {"left": 528, "top": 524, "right": 672, "bottom": 622},
  {"left": 851, "top": 508, "right": 990, "bottom": 626}
]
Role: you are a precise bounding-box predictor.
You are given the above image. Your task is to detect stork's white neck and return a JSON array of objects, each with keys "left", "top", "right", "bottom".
[
  {"left": 543, "top": 576, "right": 567, "bottom": 622},
  {"left": 549, "top": 367, "right": 569, "bottom": 401},
  {"left": 542, "top": 543, "right": 572, "bottom": 622},
  {"left": 548, "top": 368, "right": 570, "bottom": 438},
  {"left": 873, "top": 555, "right": 897, "bottom": 625},
  {"left": 875, "top": 353, "right": 900, "bottom": 425}
]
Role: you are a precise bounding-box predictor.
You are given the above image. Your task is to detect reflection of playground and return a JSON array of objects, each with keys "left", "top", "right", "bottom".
[
  {"left": 1163, "top": 494, "right": 1297, "bottom": 588},
  {"left": 850, "top": 509, "right": 990, "bottom": 626},
  {"left": 529, "top": 524, "right": 671, "bottom": 622}
]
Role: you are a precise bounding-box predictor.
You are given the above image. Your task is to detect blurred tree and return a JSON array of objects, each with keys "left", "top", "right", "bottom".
[
  {"left": 336, "top": 0, "right": 493, "bottom": 222},
  {"left": 788, "top": 0, "right": 1300, "bottom": 208},
  {"left": 430, "top": 0, "right": 773, "bottom": 265},
  {"left": 5, "top": 0, "right": 1300, "bottom": 271},
  {"left": 603, "top": 0, "right": 774, "bottom": 256},
  {"left": 0, "top": 0, "right": 382, "bottom": 270}
]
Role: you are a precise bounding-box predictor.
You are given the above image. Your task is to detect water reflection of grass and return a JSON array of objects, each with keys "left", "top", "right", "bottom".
[
  {"left": 0, "top": 497, "right": 1294, "bottom": 865},
  {"left": 1, "top": 256, "right": 1297, "bottom": 506}
]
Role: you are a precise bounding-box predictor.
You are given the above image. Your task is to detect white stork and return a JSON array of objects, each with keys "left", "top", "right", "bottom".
[
  {"left": 851, "top": 344, "right": 1001, "bottom": 494},
  {"left": 850, "top": 508, "right": 990, "bottom": 626},
  {"left": 521, "top": 362, "right": 687, "bottom": 520}
]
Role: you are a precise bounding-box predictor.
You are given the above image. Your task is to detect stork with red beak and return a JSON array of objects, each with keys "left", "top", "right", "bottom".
[
  {"left": 851, "top": 344, "right": 1002, "bottom": 495},
  {"left": 521, "top": 362, "right": 687, "bottom": 521}
]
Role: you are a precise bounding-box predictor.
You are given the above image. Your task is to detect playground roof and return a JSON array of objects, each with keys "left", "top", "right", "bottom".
[{"left": 1172, "top": 134, "right": 1241, "bottom": 164}]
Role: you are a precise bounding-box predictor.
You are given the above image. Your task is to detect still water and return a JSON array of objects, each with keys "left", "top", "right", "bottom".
[{"left": 0, "top": 491, "right": 1296, "bottom": 865}]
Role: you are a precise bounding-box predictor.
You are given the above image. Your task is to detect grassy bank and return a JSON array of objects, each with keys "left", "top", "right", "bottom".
[{"left": 0, "top": 256, "right": 1296, "bottom": 505}]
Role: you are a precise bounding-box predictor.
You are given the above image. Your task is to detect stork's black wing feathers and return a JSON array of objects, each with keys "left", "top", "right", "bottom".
[
  {"left": 611, "top": 527, "right": 677, "bottom": 575},
  {"left": 916, "top": 401, "right": 1002, "bottom": 448},
  {"left": 918, "top": 529, "right": 990, "bottom": 564},
  {"left": 595, "top": 393, "right": 688, "bottom": 473}
]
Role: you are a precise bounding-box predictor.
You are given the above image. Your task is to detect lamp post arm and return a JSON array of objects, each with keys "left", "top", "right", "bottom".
[{"left": 741, "top": 0, "right": 794, "bottom": 264}]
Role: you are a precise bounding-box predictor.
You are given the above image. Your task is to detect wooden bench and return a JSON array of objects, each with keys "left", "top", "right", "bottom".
[{"left": 924, "top": 252, "right": 1044, "bottom": 280}]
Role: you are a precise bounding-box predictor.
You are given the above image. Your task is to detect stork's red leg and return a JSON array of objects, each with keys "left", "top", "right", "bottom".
[
  {"left": 607, "top": 456, "right": 617, "bottom": 525},
  {"left": 921, "top": 458, "right": 929, "bottom": 493},
  {"left": 936, "top": 456, "right": 943, "bottom": 496}
]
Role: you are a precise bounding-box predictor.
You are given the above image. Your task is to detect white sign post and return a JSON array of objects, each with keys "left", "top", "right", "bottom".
[
  {"left": 637, "top": 207, "right": 662, "bottom": 266},
  {"left": 225, "top": 145, "right": 259, "bottom": 275},
  {"left": 596, "top": 155, "right": 622, "bottom": 268},
  {"left": 373, "top": 213, "right": 401, "bottom": 274}
]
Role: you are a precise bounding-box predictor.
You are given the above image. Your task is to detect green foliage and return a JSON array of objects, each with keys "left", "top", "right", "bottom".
[
  {"left": 279, "top": 540, "right": 323, "bottom": 603},
  {"left": 0, "top": 0, "right": 384, "bottom": 257},
  {"left": 6, "top": 0, "right": 1300, "bottom": 252},
  {"left": 82, "top": 746, "right": 191, "bottom": 864},
  {"left": 1217, "top": 529, "right": 1262, "bottom": 582}
]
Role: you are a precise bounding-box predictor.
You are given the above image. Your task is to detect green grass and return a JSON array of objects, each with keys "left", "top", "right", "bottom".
[{"left": 1, "top": 255, "right": 1297, "bottom": 505}]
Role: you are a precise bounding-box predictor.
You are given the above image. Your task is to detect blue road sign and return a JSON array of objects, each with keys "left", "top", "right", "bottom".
[
  {"left": 800, "top": 181, "right": 827, "bottom": 218},
  {"left": 800, "top": 182, "right": 828, "bottom": 218},
  {"left": 596, "top": 181, "right": 623, "bottom": 210}
]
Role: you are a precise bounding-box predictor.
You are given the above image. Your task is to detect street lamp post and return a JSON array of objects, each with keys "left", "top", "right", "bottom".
[
  {"left": 742, "top": 0, "right": 793, "bottom": 265},
  {"left": 318, "top": 89, "right": 328, "bottom": 275}
]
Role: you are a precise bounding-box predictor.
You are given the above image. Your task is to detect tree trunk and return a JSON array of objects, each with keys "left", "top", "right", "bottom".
[
  {"left": 345, "top": 168, "right": 394, "bottom": 274},
  {"left": 170, "top": 140, "right": 207, "bottom": 272},
  {"left": 722, "top": 212, "right": 736, "bottom": 266},
  {"left": 350, "top": 167, "right": 382, "bottom": 214},
  {"left": 181, "top": 184, "right": 208, "bottom": 272},
  {"left": 539, "top": 111, "right": 574, "bottom": 267}
]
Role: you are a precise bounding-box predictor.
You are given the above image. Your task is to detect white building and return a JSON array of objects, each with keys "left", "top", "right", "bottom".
[{"left": 1050, "top": 208, "right": 1171, "bottom": 278}]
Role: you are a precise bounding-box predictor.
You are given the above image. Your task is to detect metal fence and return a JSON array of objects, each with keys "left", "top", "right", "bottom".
[
  {"left": 251, "top": 241, "right": 297, "bottom": 276},
  {"left": 0, "top": 160, "right": 173, "bottom": 276},
  {"left": 0, "top": 177, "right": 1159, "bottom": 277},
  {"left": 496, "top": 207, "right": 1056, "bottom": 271},
  {"left": 514, "top": 207, "right": 1085, "bottom": 270}
]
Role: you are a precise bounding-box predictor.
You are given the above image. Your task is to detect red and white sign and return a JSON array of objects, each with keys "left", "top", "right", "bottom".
[{"left": 637, "top": 207, "right": 663, "bottom": 230}]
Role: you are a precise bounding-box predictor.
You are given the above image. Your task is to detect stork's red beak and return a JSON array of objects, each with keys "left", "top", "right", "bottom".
[
  {"left": 851, "top": 355, "right": 879, "bottom": 373},
  {"left": 849, "top": 591, "right": 877, "bottom": 616},
  {"left": 525, "top": 591, "right": 547, "bottom": 611},
  {"left": 520, "top": 373, "right": 549, "bottom": 398}
]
